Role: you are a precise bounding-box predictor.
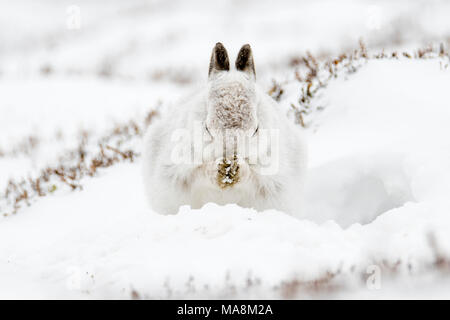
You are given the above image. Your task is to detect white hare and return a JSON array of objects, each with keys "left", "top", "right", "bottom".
[{"left": 143, "top": 43, "right": 307, "bottom": 215}]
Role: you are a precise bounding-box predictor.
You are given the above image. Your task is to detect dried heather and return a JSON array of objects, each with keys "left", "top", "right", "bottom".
[
  {"left": 284, "top": 41, "right": 450, "bottom": 128},
  {"left": 0, "top": 109, "right": 158, "bottom": 216}
]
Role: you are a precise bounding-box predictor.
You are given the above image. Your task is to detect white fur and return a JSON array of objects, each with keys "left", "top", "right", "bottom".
[{"left": 143, "top": 51, "right": 307, "bottom": 215}]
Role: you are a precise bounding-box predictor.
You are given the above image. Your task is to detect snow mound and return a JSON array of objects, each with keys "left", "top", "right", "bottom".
[{"left": 304, "top": 60, "right": 450, "bottom": 226}]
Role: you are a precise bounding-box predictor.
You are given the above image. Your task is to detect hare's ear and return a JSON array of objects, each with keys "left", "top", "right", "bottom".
[
  {"left": 208, "top": 42, "right": 230, "bottom": 78},
  {"left": 235, "top": 44, "right": 255, "bottom": 79}
]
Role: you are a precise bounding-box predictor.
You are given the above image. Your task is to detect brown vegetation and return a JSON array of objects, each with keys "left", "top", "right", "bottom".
[{"left": 0, "top": 110, "right": 158, "bottom": 216}]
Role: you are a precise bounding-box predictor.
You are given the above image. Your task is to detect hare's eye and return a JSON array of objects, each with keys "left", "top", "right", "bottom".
[{"left": 252, "top": 125, "right": 259, "bottom": 137}]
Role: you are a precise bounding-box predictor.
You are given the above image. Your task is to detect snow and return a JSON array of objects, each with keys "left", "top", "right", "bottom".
[
  {"left": 304, "top": 60, "right": 450, "bottom": 226},
  {"left": 1, "top": 58, "right": 450, "bottom": 299},
  {"left": 0, "top": 77, "right": 187, "bottom": 182},
  {"left": 1, "top": 0, "right": 450, "bottom": 299},
  {"left": 3, "top": 0, "right": 450, "bottom": 81}
]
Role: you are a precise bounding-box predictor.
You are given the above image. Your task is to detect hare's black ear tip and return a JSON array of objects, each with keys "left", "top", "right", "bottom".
[
  {"left": 213, "top": 42, "right": 228, "bottom": 54},
  {"left": 240, "top": 44, "right": 252, "bottom": 52},
  {"left": 209, "top": 42, "right": 230, "bottom": 75},
  {"left": 235, "top": 43, "right": 255, "bottom": 77}
]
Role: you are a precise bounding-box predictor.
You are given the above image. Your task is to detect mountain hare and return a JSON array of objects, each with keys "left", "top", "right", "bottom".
[{"left": 143, "top": 43, "right": 307, "bottom": 215}]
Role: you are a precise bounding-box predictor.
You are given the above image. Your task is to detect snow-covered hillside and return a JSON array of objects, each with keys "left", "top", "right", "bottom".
[
  {"left": 1, "top": 0, "right": 450, "bottom": 299},
  {"left": 2, "top": 57, "right": 450, "bottom": 299}
]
